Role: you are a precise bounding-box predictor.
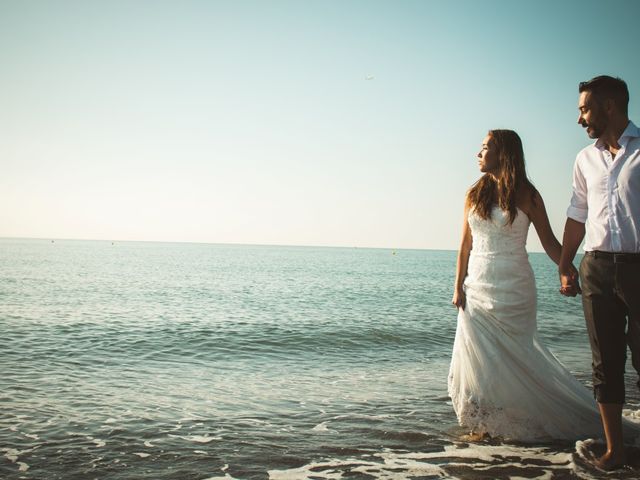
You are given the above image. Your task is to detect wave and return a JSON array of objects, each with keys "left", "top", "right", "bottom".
[{"left": 1, "top": 321, "right": 457, "bottom": 365}]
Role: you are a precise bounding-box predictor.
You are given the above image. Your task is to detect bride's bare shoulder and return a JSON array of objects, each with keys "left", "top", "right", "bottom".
[{"left": 516, "top": 186, "right": 544, "bottom": 217}]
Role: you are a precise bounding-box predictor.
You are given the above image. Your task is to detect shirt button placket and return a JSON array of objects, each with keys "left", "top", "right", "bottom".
[
  {"left": 606, "top": 168, "right": 618, "bottom": 251},
  {"left": 609, "top": 152, "right": 624, "bottom": 251}
]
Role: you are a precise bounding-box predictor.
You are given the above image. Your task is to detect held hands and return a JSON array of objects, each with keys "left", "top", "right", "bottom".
[
  {"left": 452, "top": 288, "right": 466, "bottom": 310},
  {"left": 559, "top": 264, "right": 581, "bottom": 297}
]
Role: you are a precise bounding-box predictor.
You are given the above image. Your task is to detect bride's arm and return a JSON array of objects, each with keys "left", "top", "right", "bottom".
[
  {"left": 526, "top": 191, "right": 562, "bottom": 264},
  {"left": 452, "top": 199, "right": 472, "bottom": 310}
]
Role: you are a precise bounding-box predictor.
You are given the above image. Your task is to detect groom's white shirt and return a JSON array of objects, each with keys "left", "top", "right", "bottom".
[{"left": 567, "top": 120, "right": 640, "bottom": 253}]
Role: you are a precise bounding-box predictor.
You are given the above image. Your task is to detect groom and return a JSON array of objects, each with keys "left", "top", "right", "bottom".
[{"left": 559, "top": 75, "right": 640, "bottom": 470}]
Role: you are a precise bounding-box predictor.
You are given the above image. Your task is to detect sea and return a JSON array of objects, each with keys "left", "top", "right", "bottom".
[{"left": 2, "top": 238, "right": 640, "bottom": 480}]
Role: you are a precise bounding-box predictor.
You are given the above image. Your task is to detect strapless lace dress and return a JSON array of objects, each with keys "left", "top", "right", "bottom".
[{"left": 448, "top": 206, "right": 606, "bottom": 441}]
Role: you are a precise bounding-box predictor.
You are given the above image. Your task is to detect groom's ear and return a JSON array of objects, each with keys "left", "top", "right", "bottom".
[{"left": 603, "top": 98, "right": 617, "bottom": 115}]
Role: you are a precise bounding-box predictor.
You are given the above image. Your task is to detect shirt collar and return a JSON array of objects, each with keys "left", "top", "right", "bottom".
[{"left": 595, "top": 120, "right": 640, "bottom": 150}]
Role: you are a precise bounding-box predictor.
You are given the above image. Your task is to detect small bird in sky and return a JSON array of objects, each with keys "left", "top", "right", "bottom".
[{"left": 365, "top": 75, "right": 375, "bottom": 80}]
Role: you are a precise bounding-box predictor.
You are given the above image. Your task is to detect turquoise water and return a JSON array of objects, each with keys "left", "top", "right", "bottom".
[{"left": 1, "top": 239, "right": 639, "bottom": 479}]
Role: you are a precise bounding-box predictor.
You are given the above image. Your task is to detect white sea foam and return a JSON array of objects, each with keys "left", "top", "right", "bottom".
[
  {"left": 3, "top": 447, "right": 36, "bottom": 465},
  {"left": 393, "top": 443, "right": 572, "bottom": 464},
  {"left": 269, "top": 460, "right": 347, "bottom": 480},
  {"left": 311, "top": 422, "right": 332, "bottom": 433},
  {"left": 3, "top": 448, "right": 34, "bottom": 472},
  {"left": 144, "top": 440, "right": 154, "bottom": 447},
  {"left": 268, "top": 441, "right": 619, "bottom": 480},
  {"left": 269, "top": 455, "right": 446, "bottom": 479},
  {"left": 4, "top": 448, "right": 19, "bottom": 463},
  {"left": 88, "top": 437, "right": 106, "bottom": 448},
  {"left": 623, "top": 408, "right": 640, "bottom": 423}
]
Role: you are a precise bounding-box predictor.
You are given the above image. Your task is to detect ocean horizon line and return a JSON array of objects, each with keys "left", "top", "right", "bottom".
[{"left": 0, "top": 235, "right": 464, "bottom": 253}]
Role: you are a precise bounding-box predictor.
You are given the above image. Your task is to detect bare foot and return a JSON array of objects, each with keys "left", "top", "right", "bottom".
[
  {"left": 460, "top": 431, "right": 489, "bottom": 442},
  {"left": 595, "top": 450, "right": 626, "bottom": 471}
]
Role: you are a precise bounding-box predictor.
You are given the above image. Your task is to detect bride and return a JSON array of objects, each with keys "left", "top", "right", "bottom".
[{"left": 448, "top": 129, "right": 634, "bottom": 442}]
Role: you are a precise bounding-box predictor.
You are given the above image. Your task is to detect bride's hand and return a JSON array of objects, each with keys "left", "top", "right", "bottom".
[{"left": 452, "top": 288, "right": 466, "bottom": 310}]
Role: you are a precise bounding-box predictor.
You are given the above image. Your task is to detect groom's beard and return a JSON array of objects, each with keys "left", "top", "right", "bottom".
[{"left": 580, "top": 119, "right": 603, "bottom": 139}]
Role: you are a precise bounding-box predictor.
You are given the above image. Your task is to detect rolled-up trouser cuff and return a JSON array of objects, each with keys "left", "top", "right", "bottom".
[{"left": 594, "top": 384, "right": 625, "bottom": 404}]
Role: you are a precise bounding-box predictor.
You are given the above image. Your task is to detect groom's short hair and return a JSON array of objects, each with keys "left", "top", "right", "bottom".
[{"left": 579, "top": 75, "right": 629, "bottom": 115}]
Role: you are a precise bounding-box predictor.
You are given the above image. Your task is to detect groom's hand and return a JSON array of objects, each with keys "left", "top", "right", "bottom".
[{"left": 559, "top": 264, "right": 581, "bottom": 297}]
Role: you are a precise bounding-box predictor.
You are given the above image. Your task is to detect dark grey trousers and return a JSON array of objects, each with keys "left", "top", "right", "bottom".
[{"left": 580, "top": 251, "right": 640, "bottom": 404}]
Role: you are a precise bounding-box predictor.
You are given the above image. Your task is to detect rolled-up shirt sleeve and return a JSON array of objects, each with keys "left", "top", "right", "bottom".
[{"left": 566, "top": 157, "right": 588, "bottom": 223}]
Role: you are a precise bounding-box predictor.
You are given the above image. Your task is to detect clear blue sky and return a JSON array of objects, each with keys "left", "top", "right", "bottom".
[{"left": 1, "top": 0, "right": 639, "bottom": 250}]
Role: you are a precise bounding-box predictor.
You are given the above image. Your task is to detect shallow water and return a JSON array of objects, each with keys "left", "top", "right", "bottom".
[{"left": 1, "top": 239, "right": 639, "bottom": 479}]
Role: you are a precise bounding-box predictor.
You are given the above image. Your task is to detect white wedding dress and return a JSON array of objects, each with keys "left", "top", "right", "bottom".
[{"left": 448, "top": 206, "right": 614, "bottom": 441}]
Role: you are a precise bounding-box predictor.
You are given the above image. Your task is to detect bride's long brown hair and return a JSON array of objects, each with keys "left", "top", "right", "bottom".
[{"left": 467, "top": 129, "right": 537, "bottom": 225}]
